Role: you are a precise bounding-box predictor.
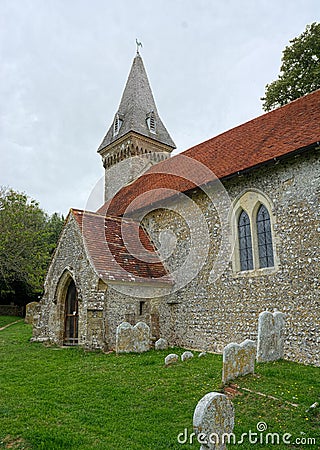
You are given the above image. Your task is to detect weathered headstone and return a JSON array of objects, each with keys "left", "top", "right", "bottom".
[
  {"left": 134, "top": 322, "right": 150, "bottom": 353},
  {"left": 116, "top": 321, "right": 150, "bottom": 353},
  {"left": 222, "top": 339, "right": 256, "bottom": 384},
  {"left": 155, "top": 337, "right": 168, "bottom": 350},
  {"left": 165, "top": 353, "right": 179, "bottom": 366},
  {"left": 181, "top": 350, "right": 194, "bottom": 361},
  {"left": 25, "top": 302, "right": 41, "bottom": 326},
  {"left": 193, "top": 392, "right": 234, "bottom": 450},
  {"left": 256, "top": 310, "right": 285, "bottom": 362}
]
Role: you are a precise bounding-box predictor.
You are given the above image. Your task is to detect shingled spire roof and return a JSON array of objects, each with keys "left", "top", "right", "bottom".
[{"left": 98, "top": 53, "right": 176, "bottom": 152}]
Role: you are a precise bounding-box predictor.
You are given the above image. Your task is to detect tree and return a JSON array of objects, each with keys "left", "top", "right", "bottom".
[
  {"left": 261, "top": 22, "right": 320, "bottom": 111},
  {"left": 0, "top": 187, "right": 64, "bottom": 306},
  {"left": 46, "top": 212, "right": 65, "bottom": 254}
]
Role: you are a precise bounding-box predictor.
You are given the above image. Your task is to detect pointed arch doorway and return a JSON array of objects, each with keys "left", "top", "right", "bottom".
[{"left": 64, "top": 279, "right": 79, "bottom": 345}]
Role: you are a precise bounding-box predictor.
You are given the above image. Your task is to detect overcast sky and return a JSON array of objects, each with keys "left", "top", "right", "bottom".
[{"left": 1, "top": 0, "right": 319, "bottom": 215}]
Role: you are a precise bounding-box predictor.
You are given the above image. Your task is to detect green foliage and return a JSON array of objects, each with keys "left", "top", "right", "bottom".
[
  {"left": 0, "top": 323, "right": 319, "bottom": 449},
  {"left": 46, "top": 212, "right": 65, "bottom": 254},
  {"left": 262, "top": 22, "right": 320, "bottom": 111},
  {"left": 0, "top": 187, "right": 64, "bottom": 305}
]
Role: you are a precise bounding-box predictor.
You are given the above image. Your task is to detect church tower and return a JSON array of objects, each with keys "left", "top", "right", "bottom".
[{"left": 97, "top": 50, "right": 176, "bottom": 202}]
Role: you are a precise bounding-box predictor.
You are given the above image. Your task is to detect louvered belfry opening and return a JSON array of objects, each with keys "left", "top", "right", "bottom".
[{"left": 64, "top": 279, "right": 79, "bottom": 346}]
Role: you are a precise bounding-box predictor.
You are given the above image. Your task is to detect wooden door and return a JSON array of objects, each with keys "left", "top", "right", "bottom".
[{"left": 64, "top": 280, "right": 78, "bottom": 345}]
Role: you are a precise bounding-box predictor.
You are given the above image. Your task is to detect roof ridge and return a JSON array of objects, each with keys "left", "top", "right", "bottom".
[
  {"left": 182, "top": 88, "right": 320, "bottom": 157},
  {"left": 100, "top": 88, "right": 320, "bottom": 216},
  {"left": 71, "top": 208, "right": 141, "bottom": 224}
]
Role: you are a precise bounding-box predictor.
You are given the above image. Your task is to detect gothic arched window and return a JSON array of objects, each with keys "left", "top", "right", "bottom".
[
  {"left": 238, "top": 210, "right": 254, "bottom": 271},
  {"left": 256, "top": 204, "right": 274, "bottom": 268}
]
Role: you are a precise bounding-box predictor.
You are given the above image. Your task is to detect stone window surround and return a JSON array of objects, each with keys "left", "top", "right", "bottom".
[
  {"left": 230, "top": 189, "right": 279, "bottom": 277},
  {"left": 53, "top": 268, "right": 81, "bottom": 344}
]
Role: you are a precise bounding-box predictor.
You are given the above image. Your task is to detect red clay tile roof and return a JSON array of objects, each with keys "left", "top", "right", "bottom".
[
  {"left": 101, "top": 89, "right": 320, "bottom": 216},
  {"left": 70, "top": 209, "right": 171, "bottom": 285}
]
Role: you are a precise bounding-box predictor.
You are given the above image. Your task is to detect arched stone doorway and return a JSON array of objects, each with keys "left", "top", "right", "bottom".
[{"left": 64, "top": 279, "right": 79, "bottom": 345}]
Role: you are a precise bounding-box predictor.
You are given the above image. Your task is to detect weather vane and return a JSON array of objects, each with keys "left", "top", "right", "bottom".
[{"left": 136, "top": 38, "right": 143, "bottom": 54}]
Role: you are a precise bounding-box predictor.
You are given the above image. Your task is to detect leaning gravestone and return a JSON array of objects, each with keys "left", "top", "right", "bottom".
[
  {"left": 25, "top": 302, "right": 41, "bottom": 326},
  {"left": 193, "top": 392, "right": 234, "bottom": 450},
  {"left": 222, "top": 339, "right": 256, "bottom": 384},
  {"left": 164, "top": 353, "right": 179, "bottom": 366},
  {"left": 181, "top": 350, "right": 194, "bottom": 361},
  {"left": 116, "top": 321, "right": 150, "bottom": 353},
  {"left": 256, "top": 310, "right": 285, "bottom": 362},
  {"left": 155, "top": 338, "right": 168, "bottom": 350}
]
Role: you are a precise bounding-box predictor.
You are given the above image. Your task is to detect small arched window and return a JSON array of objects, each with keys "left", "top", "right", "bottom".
[
  {"left": 256, "top": 204, "right": 274, "bottom": 268},
  {"left": 238, "top": 210, "right": 254, "bottom": 271}
]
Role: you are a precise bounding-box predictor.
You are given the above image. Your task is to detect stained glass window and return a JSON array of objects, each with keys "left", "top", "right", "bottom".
[
  {"left": 256, "top": 204, "right": 274, "bottom": 268},
  {"left": 238, "top": 210, "right": 254, "bottom": 271}
]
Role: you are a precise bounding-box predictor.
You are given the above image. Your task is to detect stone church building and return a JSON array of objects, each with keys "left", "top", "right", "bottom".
[{"left": 32, "top": 52, "right": 320, "bottom": 366}]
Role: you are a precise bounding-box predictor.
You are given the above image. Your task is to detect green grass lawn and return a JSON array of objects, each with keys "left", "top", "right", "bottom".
[
  {"left": 0, "top": 322, "right": 319, "bottom": 449},
  {"left": 0, "top": 316, "right": 22, "bottom": 328}
]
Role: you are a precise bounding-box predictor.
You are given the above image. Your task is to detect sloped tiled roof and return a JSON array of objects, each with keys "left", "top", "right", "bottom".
[
  {"left": 98, "top": 53, "right": 175, "bottom": 152},
  {"left": 70, "top": 209, "right": 171, "bottom": 285},
  {"left": 101, "top": 89, "right": 320, "bottom": 216}
]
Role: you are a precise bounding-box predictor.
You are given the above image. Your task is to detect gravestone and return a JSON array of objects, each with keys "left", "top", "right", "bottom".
[
  {"left": 256, "top": 310, "right": 285, "bottom": 362},
  {"left": 181, "top": 350, "right": 194, "bottom": 361},
  {"left": 116, "top": 321, "right": 150, "bottom": 353},
  {"left": 222, "top": 339, "right": 256, "bottom": 384},
  {"left": 193, "top": 392, "right": 234, "bottom": 449},
  {"left": 165, "top": 353, "right": 179, "bottom": 366},
  {"left": 155, "top": 338, "right": 168, "bottom": 350},
  {"left": 25, "top": 302, "right": 41, "bottom": 326}
]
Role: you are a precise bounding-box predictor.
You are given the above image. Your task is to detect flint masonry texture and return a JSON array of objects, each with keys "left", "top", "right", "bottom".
[
  {"left": 116, "top": 321, "right": 150, "bottom": 353},
  {"left": 193, "top": 392, "right": 234, "bottom": 450},
  {"left": 222, "top": 339, "right": 256, "bottom": 384},
  {"left": 256, "top": 310, "right": 285, "bottom": 362},
  {"left": 33, "top": 124, "right": 320, "bottom": 366},
  {"left": 143, "top": 151, "right": 320, "bottom": 367}
]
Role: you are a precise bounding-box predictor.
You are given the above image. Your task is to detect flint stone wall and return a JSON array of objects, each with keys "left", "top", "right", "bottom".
[
  {"left": 31, "top": 215, "right": 106, "bottom": 349},
  {"left": 32, "top": 214, "right": 166, "bottom": 351},
  {"left": 257, "top": 310, "right": 285, "bottom": 362},
  {"left": 142, "top": 151, "right": 320, "bottom": 366},
  {"left": 34, "top": 150, "right": 320, "bottom": 365},
  {"left": 222, "top": 339, "right": 256, "bottom": 384},
  {"left": 0, "top": 305, "right": 23, "bottom": 317}
]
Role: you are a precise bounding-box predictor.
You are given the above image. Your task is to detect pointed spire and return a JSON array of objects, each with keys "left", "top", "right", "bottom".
[{"left": 98, "top": 53, "right": 176, "bottom": 152}]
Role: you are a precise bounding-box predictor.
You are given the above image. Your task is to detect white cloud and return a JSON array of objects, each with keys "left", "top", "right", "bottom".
[{"left": 0, "top": 0, "right": 318, "bottom": 214}]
